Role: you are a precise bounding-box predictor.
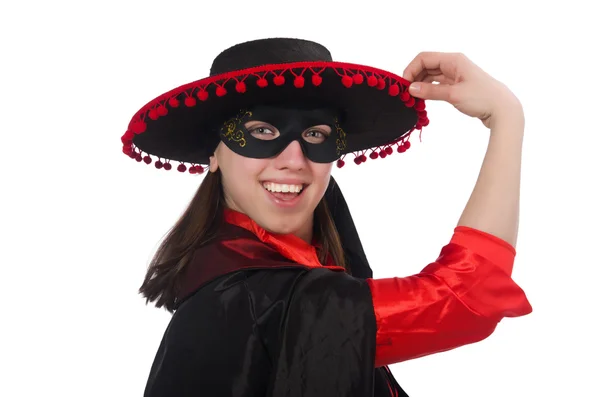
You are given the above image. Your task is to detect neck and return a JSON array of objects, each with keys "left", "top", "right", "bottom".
[
  {"left": 222, "top": 205, "right": 315, "bottom": 244},
  {"left": 294, "top": 216, "right": 314, "bottom": 244}
]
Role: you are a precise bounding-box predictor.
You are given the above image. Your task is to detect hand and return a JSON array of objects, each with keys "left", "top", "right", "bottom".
[{"left": 403, "top": 52, "right": 523, "bottom": 129}]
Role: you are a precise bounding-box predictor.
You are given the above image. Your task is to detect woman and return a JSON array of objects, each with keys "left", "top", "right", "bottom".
[{"left": 122, "top": 38, "right": 532, "bottom": 396}]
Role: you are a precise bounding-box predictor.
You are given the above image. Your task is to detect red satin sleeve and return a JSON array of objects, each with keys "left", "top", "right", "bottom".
[{"left": 367, "top": 226, "right": 532, "bottom": 368}]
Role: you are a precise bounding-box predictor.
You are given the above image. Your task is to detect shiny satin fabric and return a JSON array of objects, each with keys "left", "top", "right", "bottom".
[
  {"left": 268, "top": 268, "right": 378, "bottom": 396},
  {"left": 144, "top": 265, "right": 381, "bottom": 396},
  {"left": 148, "top": 221, "right": 405, "bottom": 397},
  {"left": 146, "top": 212, "right": 531, "bottom": 396},
  {"left": 368, "top": 226, "right": 532, "bottom": 367}
]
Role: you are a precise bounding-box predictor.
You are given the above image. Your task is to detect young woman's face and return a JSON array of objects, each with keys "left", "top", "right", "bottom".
[{"left": 210, "top": 117, "right": 334, "bottom": 242}]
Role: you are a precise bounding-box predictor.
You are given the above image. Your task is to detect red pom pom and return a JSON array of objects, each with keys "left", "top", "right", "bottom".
[
  {"left": 336, "top": 159, "right": 345, "bottom": 168},
  {"left": 185, "top": 97, "right": 197, "bottom": 107},
  {"left": 143, "top": 155, "right": 152, "bottom": 164},
  {"left": 148, "top": 109, "right": 159, "bottom": 120},
  {"left": 294, "top": 76, "right": 305, "bottom": 88},
  {"left": 131, "top": 121, "right": 146, "bottom": 134},
  {"left": 123, "top": 130, "right": 135, "bottom": 141},
  {"left": 404, "top": 141, "right": 411, "bottom": 149},
  {"left": 353, "top": 156, "right": 361, "bottom": 165},
  {"left": 177, "top": 164, "right": 187, "bottom": 172},
  {"left": 385, "top": 146, "right": 393, "bottom": 155},
  {"left": 155, "top": 160, "right": 163, "bottom": 169},
  {"left": 157, "top": 105, "right": 168, "bottom": 116},
  {"left": 216, "top": 86, "right": 227, "bottom": 97},
  {"left": 168, "top": 97, "right": 180, "bottom": 108},
  {"left": 377, "top": 78, "right": 386, "bottom": 90},
  {"left": 235, "top": 82, "right": 246, "bottom": 93},
  {"left": 405, "top": 97, "right": 416, "bottom": 107},
  {"left": 369, "top": 151, "right": 379, "bottom": 159},
  {"left": 128, "top": 151, "right": 136, "bottom": 159},
  {"left": 415, "top": 100, "right": 425, "bottom": 111},
  {"left": 397, "top": 145, "right": 406, "bottom": 153},
  {"left": 257, "top": 78, "right": 268, "bottom": 88},
  {"left": 400, "top": 91, "right": 410, "bottom": 102},
  {"left": 388, "top": 84, "right": 400, "bottom": 96},
  {"left": 312, "top": 74, "right": 323, "bottom": 86},
  {"left": 341, "top": 75, "right": 353, "bottom": 88},
  {"left": 197, "top": 90, "right": 209, "bottom": 101},
  {"left": 273, "top": 75, "right": 285, "bottom": 86},
  {"left": 353, "top": 74, "right": 364, "bottom": 84},
  {"left": 135, "top": 153, "right": 142, "bottom": 162},
  {"left": 163, "top": 163, "right": 172, "bottom": 171},
  {"left": 122, "top": 145, "right": 133, "bottom": 155},
  {"left": 367, "top": 76, "right": 378, "bottom": 87},
  {"left": 379, "top": 151, "right": 387, "bottom": 158},
  {"left": 189, "top": 165, "right": 204, "bottom": 174},
  {"left": 121, "top": 135, "right": 132, "bottom": 145},
  {"left": 359, "top": 154, "right": 367, "bottom": 162},
  {"left": 421, "top": 117, "right": 429, "bottom": 126}
]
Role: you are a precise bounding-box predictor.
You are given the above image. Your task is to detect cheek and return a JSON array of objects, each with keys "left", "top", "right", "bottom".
[
  {"left": 241, "top": 158, "right": 269, "bottom": 180},
  {"left": 310, "top": 163, "right": 333, "bottom": 195},
  {"left": 222, "top": 155, "right": 268, "bottom": 191}
]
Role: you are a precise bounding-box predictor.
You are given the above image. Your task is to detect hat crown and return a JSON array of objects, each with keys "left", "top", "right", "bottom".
[{"left": 210, "top": 38, "right": 333, "bottom": 76}]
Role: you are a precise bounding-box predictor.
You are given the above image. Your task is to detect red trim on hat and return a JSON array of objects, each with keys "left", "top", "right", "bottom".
[{"left": 121, "top": 61, "right": 430, "bottom": 174}]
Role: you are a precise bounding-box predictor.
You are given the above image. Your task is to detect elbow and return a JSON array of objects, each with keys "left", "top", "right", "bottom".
[
  {"left": 372, "top": 309, "right": 501, "bottom": 367},
  {"left": 468, "top": 315, "right": 499, "bottom": 344}
]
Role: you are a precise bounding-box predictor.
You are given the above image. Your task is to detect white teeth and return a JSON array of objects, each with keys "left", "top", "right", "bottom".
[{"left": 263, "top": 182, "right": 304, "bottom": 193}]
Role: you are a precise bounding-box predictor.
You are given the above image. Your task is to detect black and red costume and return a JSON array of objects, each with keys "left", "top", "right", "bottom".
[
  {"left": 142, "top": 185, "right": 531, "bottom": 396},
  {"left": 122, "top": 38, "right": 533, "bottom": 396}
]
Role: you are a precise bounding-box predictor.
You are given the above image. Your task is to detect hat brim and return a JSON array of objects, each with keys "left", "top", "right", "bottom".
[{"left": 122, "top": 61, "right": 429, "bottom": 173}]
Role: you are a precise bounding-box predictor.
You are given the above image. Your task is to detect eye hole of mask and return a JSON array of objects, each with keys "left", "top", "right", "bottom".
[{"left": 244, "top": 121, "right": 331, "bottom": 144}]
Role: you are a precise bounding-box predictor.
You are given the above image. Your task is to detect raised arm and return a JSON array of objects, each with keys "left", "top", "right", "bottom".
[
  {"left": 365, "top": 52, "right": 532, "bottom": 367},
  {"left": 404, "top": 51, "right": 526, "bottom": 246}
]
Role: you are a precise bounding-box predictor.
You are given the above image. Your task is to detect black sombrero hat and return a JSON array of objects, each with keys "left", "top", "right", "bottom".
[{"left": 121, "top": 38, "right": 429, "bottom": 173}]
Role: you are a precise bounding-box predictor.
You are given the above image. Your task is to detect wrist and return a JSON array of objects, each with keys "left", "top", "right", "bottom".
[
  {"left": 489, "top": 106, "right": 525, "bottom": 133},
  {"left": 489, "top": 94, "right": 525, "bottom": 132}
]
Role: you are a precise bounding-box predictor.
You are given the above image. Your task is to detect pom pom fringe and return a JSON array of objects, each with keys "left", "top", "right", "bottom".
[{"left": 122, "top": 61, "right": 430, "bottom": 174}]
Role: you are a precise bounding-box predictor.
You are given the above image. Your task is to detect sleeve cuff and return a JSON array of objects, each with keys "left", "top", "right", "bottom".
[{"left": 451, "top": 226, "right": 516, "bottom": 275}]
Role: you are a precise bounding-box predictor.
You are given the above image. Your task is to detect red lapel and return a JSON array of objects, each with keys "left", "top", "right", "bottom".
[{"left": 177, "top": 209, "right": 345, "bottom": 304}]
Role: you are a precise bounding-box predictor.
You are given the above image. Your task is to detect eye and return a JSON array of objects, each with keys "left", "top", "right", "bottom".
[
  {"left": 302, "top": 128, "right": 330, "bottom": 144},
  {"left": 248, "top": 126, "right": 279, "bottom": 140}
]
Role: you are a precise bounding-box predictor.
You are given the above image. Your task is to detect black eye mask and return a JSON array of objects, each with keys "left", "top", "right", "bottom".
[{"left": 218, "top": 105, "right": 347, "bottom": 163}]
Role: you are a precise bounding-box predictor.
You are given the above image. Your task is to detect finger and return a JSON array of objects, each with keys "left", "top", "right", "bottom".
[
  {"left": 409, "top": 82, "right": 457, "bottom": 102},
  {"left": 403, "top": 52, "right": 460, "bottom": 82},
  {"left": 422, "top": 74, "right": 453, "bottom": 84},
  {"left": 414, "top": 68, "right": 442, "bottom": 82}
]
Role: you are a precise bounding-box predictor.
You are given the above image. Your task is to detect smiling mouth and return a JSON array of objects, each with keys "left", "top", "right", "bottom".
[{"left": 262, "top": 182, "right": 306, "bottom": 202}]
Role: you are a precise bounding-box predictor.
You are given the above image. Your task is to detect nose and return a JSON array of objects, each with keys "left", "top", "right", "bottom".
[{"left": 273, "top": 140, "right": 308, "bottom": 170}]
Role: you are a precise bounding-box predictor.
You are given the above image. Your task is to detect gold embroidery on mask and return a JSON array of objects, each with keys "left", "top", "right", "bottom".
[
  {"left": 220, "top": 110, "right": 253, "bottom": 147},
  {"left": 334, "top": 118, "right": 347, "bottom": 156}
]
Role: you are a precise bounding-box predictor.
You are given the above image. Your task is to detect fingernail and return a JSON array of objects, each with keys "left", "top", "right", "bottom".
[{"left": 409, "top": 83, "right": 420, "bottom": 92}]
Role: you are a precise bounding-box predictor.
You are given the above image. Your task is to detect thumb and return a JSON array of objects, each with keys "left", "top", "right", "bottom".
[{"left": 409, "top": 82, "right": 456, "bottom": 102}]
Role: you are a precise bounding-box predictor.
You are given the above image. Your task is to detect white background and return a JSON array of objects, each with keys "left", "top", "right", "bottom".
[{"left": 2, "top": 1, "right": 599, "bottom": 396}]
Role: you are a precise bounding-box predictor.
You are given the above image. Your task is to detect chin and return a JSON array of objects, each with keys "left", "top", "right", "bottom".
[{"left": 257, "top": 214, "right": 309, "bottom": 237}]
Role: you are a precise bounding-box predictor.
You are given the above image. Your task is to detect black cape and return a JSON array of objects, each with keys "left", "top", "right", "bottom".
[{"left": 143, "top": 178, "right": 408, "bottom": 396}]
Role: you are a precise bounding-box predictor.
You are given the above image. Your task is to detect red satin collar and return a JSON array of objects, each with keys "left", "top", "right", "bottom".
[{"left": 223, "top": 209, "right": 343, "bottom": 271}]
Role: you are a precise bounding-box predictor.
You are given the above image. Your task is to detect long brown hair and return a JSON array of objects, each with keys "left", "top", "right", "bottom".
[{"left": 139, "top": 171, "right": 347, "bottom": 312}]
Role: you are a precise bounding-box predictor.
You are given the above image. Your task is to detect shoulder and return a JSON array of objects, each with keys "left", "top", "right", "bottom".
[
  {"left": 279, "top": 268, "right": 375, "bottom": 320},
  {"left": 174, "top": 267, "right": 309, "bottom": 320},
  {"left": 176, "top": 224, "right": 309, "bottom": 305},
  {"left": 175, "top": 267, "right": 370, "bottom": 322}
]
